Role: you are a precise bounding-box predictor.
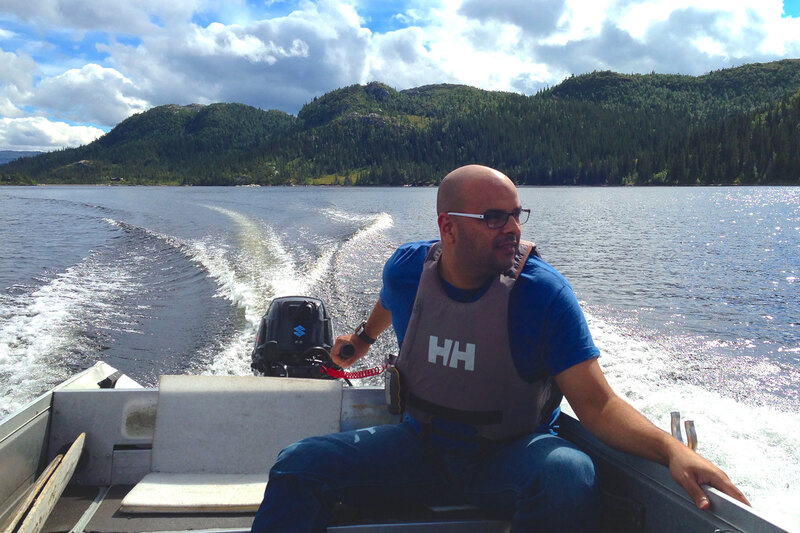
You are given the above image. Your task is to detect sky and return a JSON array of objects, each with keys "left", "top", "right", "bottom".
[{"left": 1, "top": 0, "right": 800, "bottom": 152}]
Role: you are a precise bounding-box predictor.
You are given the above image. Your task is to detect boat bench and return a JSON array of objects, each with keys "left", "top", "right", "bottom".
[
  {"left": 120, "top": 375, "right": 343, "bottom": 513},
  {"left": 117, "top": 375, "right": 511, "bottom": 531},
  {"left": 39, "top": 376, "right": 510, "bottom": 531}
]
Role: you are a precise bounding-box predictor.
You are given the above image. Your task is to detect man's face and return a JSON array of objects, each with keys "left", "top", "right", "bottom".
[{"left": 451, "top": 180, "right": 522, "bottom": 276}]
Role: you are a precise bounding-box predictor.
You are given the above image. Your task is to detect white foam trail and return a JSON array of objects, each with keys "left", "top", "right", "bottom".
[
  {"left": 199, "top": 206, "right": 339, "bottom": 317},
  {"left": 0, "top": 251, "right": 140, "bottom": 416},
  {"left": 193, "top": 206, "right": 358, "bottom": 373},
  {"left": 200, "top": 326, "right": 254, "bottom": 376},
  {"left": 187, "top": 240, "right": 265, "bottom": 325},
  {"left": 106, "top": 217, "right": 268, "bottom": 377},
  {"left": 101, "top": 209, "right": 393, "bottom": 380},
  {"left": 570, "top": 312, "right": 800, "bottom": 531},
  {"left": 101, "top": 209, "right": 348, "bottom": 376},
  {"left": 325, "top": 209, "right": 394, "bottom": 277},
  {"left": 321, "top": 208, "right": 394, "bottom": 237},
  {"left": 323, "top": 210, "right": 394, "bottom": 302}
]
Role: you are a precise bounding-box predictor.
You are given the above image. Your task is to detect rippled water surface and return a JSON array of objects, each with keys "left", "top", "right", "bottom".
[{"left": 1, "top": 185, "right": 798, "bottom": 530}]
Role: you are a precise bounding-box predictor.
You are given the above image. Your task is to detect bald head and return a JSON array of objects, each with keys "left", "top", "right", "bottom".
[
  {"left": 436, "top": 165, "right": 517, "bottom": 214},
  {"left": 435, "top": 165, "right": 522, "bottom": 288}
]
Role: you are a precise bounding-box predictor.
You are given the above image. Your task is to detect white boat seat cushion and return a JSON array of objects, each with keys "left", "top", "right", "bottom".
[{"left": 121, "top": 375, "right": 342, "bottom": 513}]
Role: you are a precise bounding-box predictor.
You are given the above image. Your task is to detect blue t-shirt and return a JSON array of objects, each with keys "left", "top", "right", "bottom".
[{"left": 379, "top": 240, "right": 600, "bottom": 384}]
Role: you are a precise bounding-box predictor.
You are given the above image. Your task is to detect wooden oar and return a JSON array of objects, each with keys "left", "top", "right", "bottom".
[
  {"left": 1, "top": 455, "right": 63, "bottom": 533},
  {"left": 14, "top": 433, "right": 85, "bottom": 533}
]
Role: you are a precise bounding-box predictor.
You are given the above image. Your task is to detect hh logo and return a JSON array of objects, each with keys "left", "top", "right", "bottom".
[{"left": 428, "top": 336, "right": 475, "bottom": 371}]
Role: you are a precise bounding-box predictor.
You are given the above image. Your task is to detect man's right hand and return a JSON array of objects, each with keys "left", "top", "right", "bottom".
[
  {"left": 330, "top": 300, "right": 392, "bottom": 368},
  {"left": 330, "top": 335, "right": 370, "bottom": 368}
]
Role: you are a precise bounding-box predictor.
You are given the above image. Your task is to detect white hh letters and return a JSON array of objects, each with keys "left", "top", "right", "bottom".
[{"left": 428, "top": 335, "right": 475, "bottom": 371}]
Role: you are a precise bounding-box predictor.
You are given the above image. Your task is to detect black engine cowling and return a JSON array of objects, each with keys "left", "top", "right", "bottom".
[{"left": 251, "top": 296, "right": 334, "bottom": 378}]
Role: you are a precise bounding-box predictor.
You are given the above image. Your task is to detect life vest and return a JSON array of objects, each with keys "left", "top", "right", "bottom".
[{"left": 395, "top": 240, "right": 562, "bottom": 441}]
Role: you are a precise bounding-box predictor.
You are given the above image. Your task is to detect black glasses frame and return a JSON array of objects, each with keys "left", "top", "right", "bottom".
[{"left": 447, "top": 208, "right": 530, "bottom": 229}]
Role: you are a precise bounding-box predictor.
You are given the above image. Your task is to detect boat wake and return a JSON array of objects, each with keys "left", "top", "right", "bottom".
[
  {"left": 193, "top": 205, "right": 394, "bottom": 377},
  {"left": 0, "top": 236, "right": 143, "bottom": 417},
  {"left": 581, "top": 311, "right": 800, "bottom": 532}
]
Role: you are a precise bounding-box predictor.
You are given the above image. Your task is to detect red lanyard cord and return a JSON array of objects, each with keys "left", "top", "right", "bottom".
[{"left": 319, "top": 361, "right": 389, "bottom": 380}]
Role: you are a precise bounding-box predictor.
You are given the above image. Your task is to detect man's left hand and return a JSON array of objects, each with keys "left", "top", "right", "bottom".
[{"left": 665, "top": 439, "right": 750, "bottom": 509}]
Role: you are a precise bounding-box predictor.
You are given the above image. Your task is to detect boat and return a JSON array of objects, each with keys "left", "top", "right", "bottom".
[{"left": 0, "top": 297, "right": 790, "bottom": 533}]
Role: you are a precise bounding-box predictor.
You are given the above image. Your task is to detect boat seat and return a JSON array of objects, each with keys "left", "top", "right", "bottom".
[{"left": 120, "top": 375, "right": 342, "bottom": 513}]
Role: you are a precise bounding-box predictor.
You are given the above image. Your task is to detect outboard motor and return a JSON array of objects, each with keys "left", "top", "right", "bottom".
[{"left": 251, "top": 296, "right": 334, "bottom": 379}]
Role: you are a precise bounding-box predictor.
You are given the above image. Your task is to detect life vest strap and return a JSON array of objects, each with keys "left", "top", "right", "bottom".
[{"left": 407, "top": 391, "right": 503, "bottom": 426}]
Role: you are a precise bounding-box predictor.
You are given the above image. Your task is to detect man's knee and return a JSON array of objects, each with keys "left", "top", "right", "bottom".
[
  {"left": 517, "top": 442, "right": 599, "bottom": 530},
  {"left": 544, "top": 446, "right": 595, "bottom": 485},
  {"left": 270, "top": 436, "right": 329, "bottom": 477},
  {"left": 541, "top": 444, "right": 597, "bottom": 499}
]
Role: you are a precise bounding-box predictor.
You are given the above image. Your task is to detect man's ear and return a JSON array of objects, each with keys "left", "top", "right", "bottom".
[{"left": 438, "top": 212, "right": 457, "bottom": 245}]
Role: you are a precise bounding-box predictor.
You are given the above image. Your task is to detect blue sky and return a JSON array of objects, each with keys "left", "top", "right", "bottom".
[{"left": 2, "top": 0, "right": 800, "bottom": 151}]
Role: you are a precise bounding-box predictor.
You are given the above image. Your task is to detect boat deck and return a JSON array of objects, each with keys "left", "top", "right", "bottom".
[
  {"left": 45, "top": 485, "right": 255, "bottom": 533},
  {"left": 43, "top": 485, "right": 512, "bottom": 533},
  {"left": 2, "top": 364, "right": 789, "bottom": 533}
]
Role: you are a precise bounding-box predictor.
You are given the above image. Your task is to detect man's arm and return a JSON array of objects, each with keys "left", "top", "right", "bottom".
[
  {"left": 554, "top": 358, "right": 750, "bottom": 509},
  {"left": 330, "top": 300, "right": 392, "bottom": 368}
]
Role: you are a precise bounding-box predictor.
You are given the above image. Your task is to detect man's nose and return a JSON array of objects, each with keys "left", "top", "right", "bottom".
[{"left": 500, "top": 214, "right": 521, "bottom": 231}]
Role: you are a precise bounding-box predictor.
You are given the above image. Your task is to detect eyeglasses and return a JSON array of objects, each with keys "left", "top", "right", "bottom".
[{"left": 447, "top": 208, "right": 530, "bottom": 229}]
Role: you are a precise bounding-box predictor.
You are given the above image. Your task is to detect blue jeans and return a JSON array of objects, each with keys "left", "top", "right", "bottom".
[{"left": 251, "top": 419, "right": 598, "bottom": 532}]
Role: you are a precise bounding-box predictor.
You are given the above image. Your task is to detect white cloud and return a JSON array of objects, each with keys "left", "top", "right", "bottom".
[
  {"left": 613, "top": 0, "right": 800, "bottom": 62},
  {"left": 410, "top": 0, "right": 800, "bottom": 85},
  {"left": 195, "top": 22, "right": 311, "bottom": 64},
  {"left": 0, "top": 97, "right": 24, "bottom": 118},
  {"left": 618, "top": 0, "right": 782, "bottom": 40},
  {"left": 2, "top": 0, "right": 800, "bottom": 151},
  {"left": 366, "top": 27, "right": 449, "bottom": 87},
  {"left": 0, "top": 49, "right": 36, "bottom": 95},
  {"left": 0, "top": 0, "right": 207, "bottom": 35},
  {"left": 553, "top": 0, "right": 616, "bottom": 42},
  {"left": 0, "top": 117, "right": 105, "bottom": 151},
  {"left": 0, "top": 49, "right": 36, "bottom": 121},
  {"left": 364, "top": 1, "right": 556, "bottom": 92},
  {"left": 459, "top": 0, "right": 568, "bottom": 37},
  {"left": 104, "top": 0, "right": 372, "bottom": 112},
  {"left": 761, "top": 10, "right": 800, "bottom": 54},
  {"left": 29, "top": 64, "right": 149, "bottom": 126}
]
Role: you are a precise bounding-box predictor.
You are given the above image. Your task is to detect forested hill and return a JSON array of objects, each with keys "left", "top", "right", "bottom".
[
  {"left": 0, "top": 151, "right": 42, "bottom": 165},
  {"left": 3, "top": 59, "right": 800, "bottom": 186}
]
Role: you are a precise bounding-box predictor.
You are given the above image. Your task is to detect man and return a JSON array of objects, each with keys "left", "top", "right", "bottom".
[{"left": 251, "top": 165, "right": 748, "bottom": 532}]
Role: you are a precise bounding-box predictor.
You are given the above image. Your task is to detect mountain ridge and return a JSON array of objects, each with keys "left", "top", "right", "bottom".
[{"left": 2, "top": 59, "right": 799, "bottom": 186}]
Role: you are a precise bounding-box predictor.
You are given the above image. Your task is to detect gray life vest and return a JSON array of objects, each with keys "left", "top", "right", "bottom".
[{"left": 395, "top": 240, "right": 562, "bottom": 441}]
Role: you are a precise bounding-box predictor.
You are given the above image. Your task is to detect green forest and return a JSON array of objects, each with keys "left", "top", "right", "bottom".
[{"left": 2, "top": 59, "right": 800, "bottom": 186}]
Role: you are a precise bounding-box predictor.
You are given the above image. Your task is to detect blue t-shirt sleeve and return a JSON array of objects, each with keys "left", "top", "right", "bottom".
[
  {"left": 509, "top": 256, "right": 600, "bottom": 381},
  {"left": 379, "top": 240, "right": 437, "bottom": 345}
]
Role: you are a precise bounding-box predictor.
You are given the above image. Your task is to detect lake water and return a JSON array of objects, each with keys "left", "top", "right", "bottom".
[{"left": 1, "top": 185, "right": 798, "bottom": 530}]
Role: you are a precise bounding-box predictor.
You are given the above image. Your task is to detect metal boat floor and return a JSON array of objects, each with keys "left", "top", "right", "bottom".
[
  {"left": 43, "top": 485, "right": 256, "bottom": 533},
  {"left": 41, "top": 485, "right": 511, "bottom": 533}
]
